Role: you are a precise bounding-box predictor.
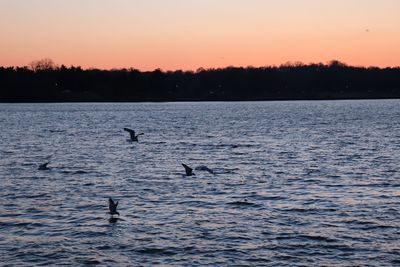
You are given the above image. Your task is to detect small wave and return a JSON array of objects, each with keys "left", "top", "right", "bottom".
[
  {"left": 96, "top": 245, "right": 112, "bottom": 250},
  {"left": 74, "top": 170, "right": 88, "bottom": 174},
  {"left": 0, "top": 218, "right": 46, "bottom": 228},
  {"left": 318, "top": 243, "right": 356, "bottom": 251},
  {"left": 1, "top": 150, "right": 14, "bottom": 154},
  {"left": 80, "top": 259, "right": 102, "bottom": 265},
  {"left": 246, "top": 257, "right": 270, "bottom": 263},
  {"left": 22, "top": 162, "right": 38, "bottom": 166},
  {"left": 177, "top": 200, "right": 216, "bottom": 208},
  {"left": 304, "top": 168, "right": 321, "bottom": 174},
  {"left": 298, "top": 234, "right": 336, "bottom": 242},
  {"left": 281, "top": 207, "right": 321, "bottom": 213},
  {"left": 215, "top": 144, "right": 238, "bottom": 149},
  {"left": 226, "top": 200, "right": 260, "bottom": 207},
  {"left": 326, "top": 175, "right": 342, "bottom": 179},
  {"left": 25, "top": 193, "right": 49, "bottom": 199},
  {"left": 274, "top": 234, "right": 295, "bottom": 240},
  {"left": 391, "top": 259, "right": 400, "bottom": 264},
  {"left": 347, "top": 183, "right": 394, "bottom": 188},
  {"left": 135, "top": 247, "right": 177, "bottom": 256},
  {"left": 223, "top": 235, "right": 253, "bottom": 241},
  {"left": 325, "top": 184, "right": 345, "bottom": 187},
  {"left": 215, "top": 143, "right": 258, "bottom": 149},
  {"left": 59, "top": 170, "right": 88, "bottom": 175},
  {"left": 254, "top": 195, "right": 286, "bottom": 201},
  {"left": 48, "top": 129, "right": 66, "bottom": 133},
  {"left": 149, "top": 141, "right": 167, "bottom": 144},
  {"left": 215, "top": 168, "right": 240, "bottom": 174},
  {"left": 13, "top": 193, "right": 49, "bottom": 199},
  {"left": 360, "top": 224, "right": 396, "bottom": 230}
]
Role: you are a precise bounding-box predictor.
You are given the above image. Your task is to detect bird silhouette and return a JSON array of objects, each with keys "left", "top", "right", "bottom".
[
  {"left": 123, "top": 128, "right": 144, "bottom": 142},
  {"left": 38, "top": 162, "right": 50, "bottom": 170},
  {"left": 182, "top": 163, "right": 194, "bottom": 176},
  {"left": 108, "top": 197, "right": 120, "bottom": 216}
]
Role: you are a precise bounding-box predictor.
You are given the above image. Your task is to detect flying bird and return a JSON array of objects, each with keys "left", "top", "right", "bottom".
[
  {"left": 182, "top": 163, "right": 194, "bottom": 176},
  {"left": 108, "top": 197, "right": 120, "bottom": 216},
  {"left": 38, "top": 162, "right": 50, "bottom": 170},
  {"left": 123, "top": 128, "right": 144, "bottom": 142}
]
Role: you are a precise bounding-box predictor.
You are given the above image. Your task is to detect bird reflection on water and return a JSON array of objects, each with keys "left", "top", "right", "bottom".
[{"left": 108, "top": 217, "right": 119, "bottom": 223}]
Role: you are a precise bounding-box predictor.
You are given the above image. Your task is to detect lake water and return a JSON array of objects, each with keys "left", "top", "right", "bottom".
[{"left": 0, "top": 100, "right": 399, "bottom": 266}]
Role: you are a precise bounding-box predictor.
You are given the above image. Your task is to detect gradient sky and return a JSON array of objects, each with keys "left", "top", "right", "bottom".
[{"left": 1, "top": 0, "right": 399, "bottom": 70}]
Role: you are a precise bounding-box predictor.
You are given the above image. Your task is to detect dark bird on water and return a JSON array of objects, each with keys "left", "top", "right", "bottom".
[
  {"left": 182, "top": 163, "right": 194, "bottom": 176},
  {"left": 108, "top": 197, "right": 120, "bottom": 216},
  {"left": 123, "top": 128, "right": 144, "bottom": 142},
  {"left": 38, "top": 162, "right": 50, "bottom": 170}
]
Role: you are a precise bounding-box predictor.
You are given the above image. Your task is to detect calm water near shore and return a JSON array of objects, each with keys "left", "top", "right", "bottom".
[{"left": 0, "top": 100, "right": 399, "bottom": 266}]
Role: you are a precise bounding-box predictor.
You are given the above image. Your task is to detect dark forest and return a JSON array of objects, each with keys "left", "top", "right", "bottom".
[{"left": 1, "top": 60, "right": 399, "bottom": 102}]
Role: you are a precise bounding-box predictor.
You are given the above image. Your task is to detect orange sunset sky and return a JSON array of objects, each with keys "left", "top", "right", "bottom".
[{"left": 0, "top": 0, "right": 399, "bottom": 71}]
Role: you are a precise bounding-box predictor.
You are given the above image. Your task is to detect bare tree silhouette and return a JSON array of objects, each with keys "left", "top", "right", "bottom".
[{"left": 29, "top": 58, "right": 57, "bottom": 72}]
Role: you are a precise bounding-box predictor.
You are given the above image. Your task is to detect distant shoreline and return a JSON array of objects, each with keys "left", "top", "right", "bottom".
[{"left": 2, "top": 61, "right": 399, "bottom": 102}]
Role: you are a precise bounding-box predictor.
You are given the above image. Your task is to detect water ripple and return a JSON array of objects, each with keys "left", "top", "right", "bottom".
[{"left": 0, "top": 100, "right": 399, "bottom": 266}]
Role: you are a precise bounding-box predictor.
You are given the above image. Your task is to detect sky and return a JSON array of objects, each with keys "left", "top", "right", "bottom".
[{"left": 0, "top": 0, "right": 399, "bottom": 70}]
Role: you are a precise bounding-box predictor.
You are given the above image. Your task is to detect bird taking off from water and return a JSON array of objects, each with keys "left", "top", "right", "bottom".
[
  {"left": 123, "top": 128, "right": 144, "bottom": 142},
  {"left": 38, "top": 162, "right": 50, "bottom": 170},
  {"left": 182, "top": 163, "right": 194, "bottom": 176},
  {"left": 108, "top": 197, "right": 120, "bottom": 216}
]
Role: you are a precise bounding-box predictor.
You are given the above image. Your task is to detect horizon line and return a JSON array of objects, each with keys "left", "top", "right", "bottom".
[{"left": 1, "top": 59, "right": 400, "bottom": 72}]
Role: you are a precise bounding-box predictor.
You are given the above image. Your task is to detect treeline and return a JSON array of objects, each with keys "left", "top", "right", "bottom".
[{"left": 1, "top": 60, "right": 399, "bottom": 102}]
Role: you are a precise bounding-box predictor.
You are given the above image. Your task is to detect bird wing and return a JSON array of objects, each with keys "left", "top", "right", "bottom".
[
  {"left": 123, "top": 128, "right": 136, "bottom": 139},
  {"left": 39, "top": 162, "right": 49, "bottom": 169},
  {"left": 123, "top": 128, "right": 135, "bottom": 135},
  {"left": 109, "top": 198, "right": 117, "bottom": 212},
  {"left": 182, "top": 163, "right": 193, "bottom": 175}
]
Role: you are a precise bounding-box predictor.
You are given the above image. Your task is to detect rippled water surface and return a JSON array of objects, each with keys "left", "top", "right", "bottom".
[{"left": 1, "top": 100, "right": 400, "bottom": 266}]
